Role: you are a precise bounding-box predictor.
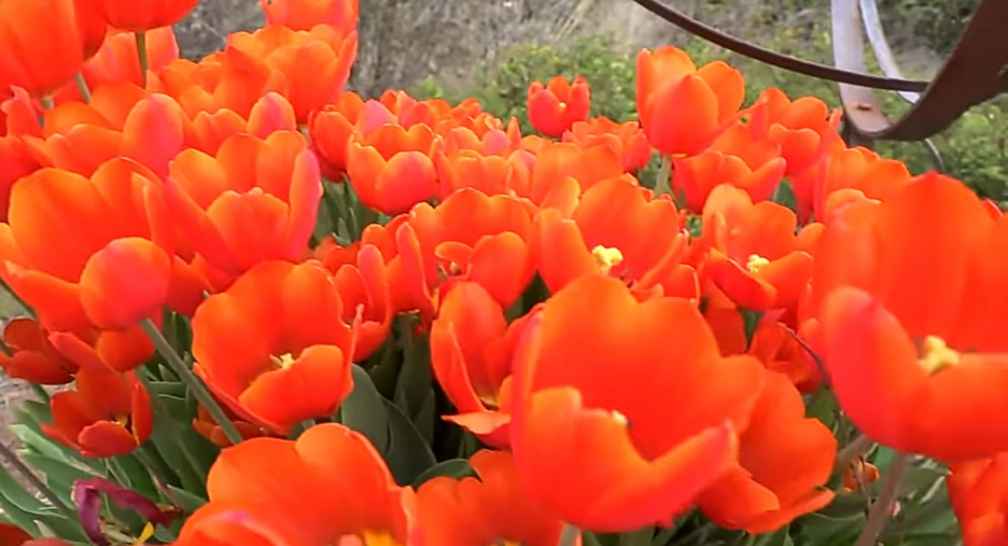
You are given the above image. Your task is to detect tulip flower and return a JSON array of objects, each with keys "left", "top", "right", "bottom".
[
  {"left": 0, "top": 158, "right": 190, "bottom": 341},
  {"left": 261, "top": 0, "right": 359, "bottom": 35},
  {"left": 191, "top": 261, "right": 357, "bottom": 434},
  {"left": 229, "top": 25, "right": 358, "bottom": 122},
  {"left": 949, "top": 453, "right": 1008, "bottom": 546},
  {"left": 393, "top": 188, "right": 538, "bottom": 317},
  {"left": 528, "top": 141, "right": 623, "bottom": 204},
  {"left": 327, "top": 244, "right": 393, "bottom": 361},
  {"left": 185, "top": 91, "right": 298, "bottom": 155},
  {"left": 43, "top": 354, "right": 152, "bottom": 458},
  {"left": 563, "top": 117, "right": 651, "bottom": 173},
  {"left": 417, "top": 450, "right": 574, "bottom": 546},
  {"left": 0, "top": 319, "right": 78, "bottom": 384},
  {"left": 817, "top": 174, "right": 1008, "bottom": 461},
  {"left": 309, "top": 91, "right": 365, "bottom": 176},
  {"left": 698, "top": 372, "right": 836, "bottom": 533},
  {"left": 637, "top": 46, "right": 744, "bottom": 156},
  {"left": 430, "top": 282, "right": 531, "bottom": 447},
  {"left": 95, "top": 0, "right": 199, "bottom": 32},
  {"left": 346, "top": 121, "right": 439, "bottom": 214},
  {"left": 434, "top": 149, "right": 531, "bottom": 201},
  {"left": 193, "top": 403, "right": 269, "bottom": 448},
  {"left": 536, "top": 175, "right": 697, "bottom": 300},
  {"left": 527, "top": 75, "right": 591, "bottom": 137},
  {"left": 174, "top": 424, "right": 417, "bottom": 546},
  {"left": 748, "top": 320, "right": 823, "bottom": 392},
  {"left": 746, "top": 87, "right": 843, "bottom": 177},
  {"left": 792, "top": 145, "right": 911, "bottom": 223},
  {"left": 73, "top": 28, "right": 179, "bottom": 94},
  {"left": 511, "top": 274, "right": 766, "bottom": 531},
  {"left": 699, "top": 184, "right": 820, "bottom": 313},
  {"left": 164, "top": 131, "right": 323, "bottom": 283},
  {"left": 0, "top": 0, "right": 86, "bottom": 95}
]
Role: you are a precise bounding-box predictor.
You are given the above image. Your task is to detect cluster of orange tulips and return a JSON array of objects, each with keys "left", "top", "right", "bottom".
[{"left": 0, "top": 1, "right": 1005, "bottom": 545}]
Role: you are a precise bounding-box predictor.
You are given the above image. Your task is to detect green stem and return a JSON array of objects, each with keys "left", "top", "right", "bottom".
[
  {"left": 558, "top": 524, "right": 580, "bottom": 546},
  {"left": 134, "top": 369, "right": 209, "bottom": 485},
  {"left": 39, "top": 96, "right": 54, "bottom": 110},
  {"left": 835, "top": 433, "right": 873, "bottom": 475},
  {"left": 0, "top": 441, "right": 79, "bottom": 523},
  {"left": 140, "top": 319, "right": 242, "bottom": 445},
  {"left": 853, "top": 452, "right": 910, "bottom": 546},
  {"left": 134, "top": 32, "right": 149, "bottom": 87},
  {"left": 1, "top": 278, "right": 36, "bottom": 319},
  {"left": 74, "top": 73, "right": 92, "bottom": 103}
]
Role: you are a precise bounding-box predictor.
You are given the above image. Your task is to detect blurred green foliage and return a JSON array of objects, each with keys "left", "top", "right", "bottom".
[{"left": 412, "top": 1, "right": 1006, "bottom": 201}]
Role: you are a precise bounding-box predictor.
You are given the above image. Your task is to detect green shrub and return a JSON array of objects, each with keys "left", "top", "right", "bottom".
[{"left": 411, "top": 2, "right": 1008, "bottom": 203}]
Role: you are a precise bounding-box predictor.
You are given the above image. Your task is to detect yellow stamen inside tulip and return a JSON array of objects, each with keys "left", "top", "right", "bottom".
[
  {"left": 919, "top": 335, "right": 960, "bottom": 375},
  {"left": 611, "top": 409, "right": 629, "bottom": 427},
  {"left": 270, "top": 352, "right": 297, "bottom": 370},
  {"left": 337, "top": 531, "right": 403, "bottom": 546},
  {"left": 746, "top": 254, "right": 770, "bottom": 274},
  {"left": 592, "top": 245, "right": 624, "bottom": 275},
  {"left": 132, "top": 522, "right": 155, "bottom": 546}
]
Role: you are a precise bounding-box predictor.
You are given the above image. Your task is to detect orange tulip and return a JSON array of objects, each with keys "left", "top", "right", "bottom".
[
  {"left": 229, "top": 25, "right": 358, "bottom": 122},
  {"left": 699, "top": 184, "right": 819, "bottom": 312},
  {"left": 346, "top": 121, "right": 439, "bottom": 214},
  {"left": 0, "top": 523, "right": 33, "bottom": 545},
  {"left": 528, "top": 141, "right": 622, "bottom": 204},
  {"left": 417, "top": 450, "right": 573, "bottom": 546},
  {"left": 0, "top": 0, "right": 86, "bottom": 95},
  {"left": 95, "top": 0, "right": 199, "bottom": 32},
  {"left": 434, "top": 148, "right": 530, "bottom": 199},
  {"left": 327, "top": 243, "right": 393, "bottom": 360},
  {"left": 74, "top": 28, "right": 178, "bottom": 94},
  {"left": 186, "top": 91, "right": 298, "bottom": 155},
  {"left": 430, "top": 282, "right": 530, "bottom": 447},
  {"left": 393, "top": 188, "right": 537, "bottom": 318},
  {"left": 949, "top": 453, "right": 1008, "bottom": 546},
  {"left": 563, "top": 117, "right": 651, "bottom": 173},
  {"left": 22, "top": 92, "right": 184, "bottom": 178},
  {"left": 164, "top": 131, "right": 322, "bottom": 281},
  {"left": 309, "top": 91, "right": 365, "bottom": 176},
  {"left": 0, "top": 158, "right": 192, "bottom": 341},
  {"left": 74, "top": 0, "right": 108, "bottom": 59},
  {"left": 511, "top": 274, "right": 765, "bottom": 531},
  {"left": 637, "top": 46, "right": 744, "bottom": 156},
  {"left": 747, "top": 87, "right": 843, "bottom": 177},
  {"left": 43, "top": 351, "right": 152, "bottom": 458},
  {"left": 193, "top": 403, "right": 269, "bottom": 448},
  {"left": 698, "top": 372, "right": 836, "bottom": 533},
  {"left": 175, "top": 423, "right": 417, "bottom": 546},
  {"left": 0, "top": 319, "right": 78, "bottom": 384},
  {"left": 792, "top": 145, "right": 911, "bottom": 223},
  {"left": 261, "top": 0, "right": 359, "bottom": 35},
  {"left": 536, "top": 175, "right": 697, "bottom": 300},
  {"left": 817, "top": 174, "right": 1008, "bottom": 461},
  {"left": 672, "top": 122, "right": 787, "bottom": 212},
  {"left": 748, "top": 319, "right": 823, "bottom": 393},
  {"left": 191, "top": 261, "right": 357, "bottom": 434},
  {"left": 527, "top": 75, "right": 591, "bottom": 137}
]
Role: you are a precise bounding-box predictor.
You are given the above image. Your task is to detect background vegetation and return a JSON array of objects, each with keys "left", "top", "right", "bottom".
[{"left": 412, "top": 0, "right": 1007, "bottom": 201}]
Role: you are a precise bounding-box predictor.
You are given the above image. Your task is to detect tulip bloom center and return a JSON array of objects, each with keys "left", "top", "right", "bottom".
[
  {"left": 269, "top": 352, "right": 297, "bottom": 370},
  {"left": 336, "top": 531, "right": 402, "bottom": 546},
  {"left": 746, "top": 254, "right": 770, "bottom": 274},
  {"left": 919, "top": 335, "right": 961, "bottom": 375},
  {"left": 591, "top": 245, "right": 624, "bottom": 275}
]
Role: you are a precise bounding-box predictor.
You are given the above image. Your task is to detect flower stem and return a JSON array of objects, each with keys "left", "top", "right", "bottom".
[
  {"left": 133, "top": 368, "right": 211, "bottom": 487},
  {"left": 140, "top": 319, "right": 242, "bottom": 445},
  {"left": 74, "top": 73, "right": 92, "bottom": 103},
  {"left": 134, "top": 31, "right": 149, "bottom": 88},
  {"left": 559, "top": 524, "right": 580, "bottom": 546},
  {"left": 836, "top": 433, "right": 873, "bottom": 474},
  {"left": 854, "top": 452, "right": 910, "bottom": 546}
]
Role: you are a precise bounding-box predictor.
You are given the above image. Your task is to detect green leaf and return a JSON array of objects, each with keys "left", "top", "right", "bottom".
[
  {"left": 618, "top": 526, "right": 653, "bottom": 546},
  {"left": 20, "top": 452, "right": 99, "bottom": 504},
  {"left": 772, "top": 180, "right": 797, "bottom": 211},
  {"left": 753, "top": 527, "right": 793, "bottom": 546},
  {"left": 165, "top": 484, "right": 208, "bottom": 513},
  {"left": 382, "top": 398, "right": 436, "bottom": 486},
  {"left": 393, "top": 317, "right": 434, "bottom": 422},
  {"left": 410, "top": 459, "right": 475, "bottom": 488},
  {"left": 340, "top": 365, "right": 391, "bottom": 453}
]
